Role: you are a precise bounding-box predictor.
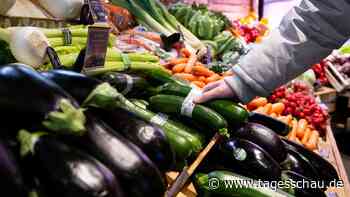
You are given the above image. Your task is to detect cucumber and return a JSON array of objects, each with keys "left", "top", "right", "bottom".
[
  {"left": 206, "top": 100, "right": 248, "bottom": 125},
  {"left": 194, "top": 170, "right": 293, "bottom": 197},
  {"left": 157, "top": 83, "right": 249, "bottom": 125},
  {"left": 149, "top": 94, "right": 228, "bottom": 132}
]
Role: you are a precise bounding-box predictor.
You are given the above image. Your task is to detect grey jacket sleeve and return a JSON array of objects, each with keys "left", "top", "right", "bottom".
[{"left": 225, "top": 0, "right": 350, "bottom": 103}]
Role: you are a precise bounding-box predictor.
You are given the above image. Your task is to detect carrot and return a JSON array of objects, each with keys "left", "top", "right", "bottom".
[
  {"left": 271, "top": 103, "right": 285, "bottom": 115},
  {"left": 184, "top": 53, "right": 197, "bottom": 73},
  {"left": 288, "top": 120, "right": 298, "bottom": 141},
  {"left": 301, "top": 128, "right": 312, "bottom": 144},
  {"left": 172, "top": 64, "right": 186, "bottom": 73},
  {"left": 173, "top": 73, "right": 197, "bottom": 81},
  {"left": 222, "top": 70, "right": 233, "bottom": 76},
  {"left": 305, "top": 130, "right": 319, "bottom": 150},
  {"left": 198, "top": 76, "right": 206, "bottom": 82},
  {"left": 205, "top": 74, "right": 221, "bottom": 83},
  {"left": 296, "top": 119, "right": 308, "bottom": 139},
  {"left": 270, "top": 113, "right": 277, "bottom": 118},
  {"left": 192, "top": 66, "right": 214, "bottom": 77},
  {"left": 263, "top": 103, "right": 272, "bottom": 115},
  {"left": 192, "top": 81, "right": 206, "bottom": 88},
  {"left": 180, "top": 48, "right": 191, "bottom": 58},
  {"left": 285, "top": 115, "right": 293, "bottom": 126},
  {"left": 168, "top": 58, "right": 188, "bottom": 65},
  {"left": 247, "top": 97, "right": 268, "bottom": 110}
]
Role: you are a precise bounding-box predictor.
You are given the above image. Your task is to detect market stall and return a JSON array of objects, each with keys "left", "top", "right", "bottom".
[{"left": 0, "top": 0, "right": 349, "bottom": 197}]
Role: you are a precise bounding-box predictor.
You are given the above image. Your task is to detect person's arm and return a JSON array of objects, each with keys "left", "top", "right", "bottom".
[{"left": 225, "top": 0, "right": 350, "bottom": 103}]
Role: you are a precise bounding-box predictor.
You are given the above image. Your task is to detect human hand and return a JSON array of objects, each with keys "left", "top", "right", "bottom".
[{"left": 194, "top": 79, "right": 236, "bottom": 103}]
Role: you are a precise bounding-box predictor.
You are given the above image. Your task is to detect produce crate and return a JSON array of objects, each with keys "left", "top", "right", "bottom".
[
  {"left": 322, "top": 125, "right": 350, "bottom": 196},
  {"left": 315, "top": 87, "right": 337, "bottom": 113},
  {"left": 326, "top": 62, "right": 350, "bottom": 92}
]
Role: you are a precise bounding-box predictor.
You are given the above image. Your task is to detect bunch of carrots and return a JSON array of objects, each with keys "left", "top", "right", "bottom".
[
  {"left": 246, "top": 97, "right": 320, "bottom": 151},
  {"left": 163, "top": 48, "right": 232, "bottom": 88}
]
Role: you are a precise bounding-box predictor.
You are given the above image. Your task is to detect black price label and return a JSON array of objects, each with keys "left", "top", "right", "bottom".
[{"left": 83, "top": 24, "right": 110, "bottom": 70}]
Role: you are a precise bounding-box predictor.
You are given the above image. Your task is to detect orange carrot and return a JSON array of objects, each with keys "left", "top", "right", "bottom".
[
  {"left": 198, "top": 76, "right": 206, "bottom": 82},
  {"left": 192, "top": 81, "right": 206, "bottom": 88},
  {"left": 270, "top": 113, "right": 277, "bottom": 118},
  {"left": 296, "top": 119, "right": 308, "bottom": 139},
  {"left": 184, "top": 53, "right": 197, "bottom": 73},
  {"left": 288, "top": 120, "right": 298, "bottom": 141},
  {"left": 247, "top": 97, "right": 268, "bottom": 110},
  {"left": 192, "top": 66, "right": 214, "bottom": 77},
  {"left": 271, "top": 103, "right": 285, "bottom": 115},
  {"left": 173, "top": 73, "right": 197, "bottom": 81},
  {"left": 305, "top": 130, "right": 319, "bottom": 150},
  {"left": 168, "top": 58, "right": 188, "bottom": 65},
  {"left": 301, "top": 128, "right": 312, "bottom": 144},
  {"left": 222, "top": 70, "right": 233, "bottom": 76},
  {"left": 172, "top": 64, "right": 186, "bottom": 73},
  {"left": 285, "top": 115, "right": 293, "bottom": 126},
  {"left": 180, "top": 48, "right": 191, "bottom": 58},
  {"left": 263, "top": 103, "right": 272, "bottom": 115},
  {"left": 205, "top": 74, "right": 221, "bottom": 84}
]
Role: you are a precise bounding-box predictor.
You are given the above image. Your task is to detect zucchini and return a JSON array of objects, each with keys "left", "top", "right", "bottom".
[
  {"left": 194, "top": 170, "right": 293, "bottom": 197},
  {"left": 149, "top": 94, "right": 227, "bottom": 131},
  {"left": 157, "top": 83, "right": 249, "bottom": 125}
]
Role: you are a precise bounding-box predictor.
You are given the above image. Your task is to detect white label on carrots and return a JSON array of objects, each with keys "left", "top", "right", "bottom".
[
  {"left": 121, "top": 74, "right": 133, "bottom": 95},
  {"left": 150, "top": 113, "right": 168, "bottom": 126},
  {"left": 181, "top": 87, "right": 202, "bottom": 117}
]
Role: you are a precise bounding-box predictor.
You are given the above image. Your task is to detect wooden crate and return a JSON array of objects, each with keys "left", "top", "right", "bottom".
[{"left": 322, "top": 126, "right": 350, "bottom": 196}]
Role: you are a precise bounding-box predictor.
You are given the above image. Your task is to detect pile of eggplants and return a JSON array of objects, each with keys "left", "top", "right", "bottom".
[
  {"left": 0, "top": 64, "right": 170, "bottom": 197},
  {"left": 199, "top": 122, "right": 340, "bottom": 196},
  {"left": 0, "top": 63, "right": 340, "bottom": 197}
]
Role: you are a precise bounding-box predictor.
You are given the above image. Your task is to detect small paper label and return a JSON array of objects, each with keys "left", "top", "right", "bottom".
[
  {"left": 121, "top": 74, "right": 133, "bottom": 95},
  {"left": 150, "top": 113, "right": 169, "bottom": 126},
  {"left": 83, "top": 25, "right": 110, "bottom": 70},
  {"left": 180, "top": 87, "right": 202, "bottom": 117}
]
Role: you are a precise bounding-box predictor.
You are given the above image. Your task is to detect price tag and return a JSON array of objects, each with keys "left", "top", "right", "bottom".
[
  {"left": 87, "top": 0, "right": 108, "bottom": 23},
  {"left": 82, "top": 0, "right": 110, "bottom": 71}
]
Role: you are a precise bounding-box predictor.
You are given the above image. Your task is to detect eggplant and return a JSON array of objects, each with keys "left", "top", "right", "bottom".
[
  {"left": 280, "top": 148, "right": 318, "bottom": 181},
  {"left": 0, "top": 139, "right": 27, "bottom": 197},
  {"left": 234, "top": 122, "right": 287, "bottom": 162},
  {"left": 216, "top": 138, "right": 281, "bottom": 181},
  {"left": 281, "top": 170, "right": 327, "bottom": 197},
  {"left": 63, "top": 113, "right": 166, "bottom": 197},
  {"left": 0, "top": 64, "right": 85, "bottom": 135},
  {"left": 41, "top": 69, "right": 100, "bottom": 104},
  {"left": 18, "top": 131, "right": 124, "bottom": 197},
  {"left": 91, "top": 108, "right": 175, "bottom": 172},
  {"left": 248, "top": 112, "right": 290, "bottom": 136},
  {"left": 100, "top": 72, "right": 152, "bottom": 97},
  {"left": 282, "top": 139, "right": 339, "bottom": 187}
]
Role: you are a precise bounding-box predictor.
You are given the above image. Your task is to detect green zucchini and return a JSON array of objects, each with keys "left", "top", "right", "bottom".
[
  {"left": 149, "top": 94, "right": 228, "bottom": 132},
  {"left": 157, "top": 83, "right": 249, "bottom": 125},
  {"left": 194, "top": 170, "right": 293, "bottom": 197}
]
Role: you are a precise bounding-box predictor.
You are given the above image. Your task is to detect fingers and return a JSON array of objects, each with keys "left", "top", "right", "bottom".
[
  {"left": 201, "top": 80, "right": 221, "bottom": 92},
  {"left": 195, "top": 88, "right": 223, "bottom": 103}
]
